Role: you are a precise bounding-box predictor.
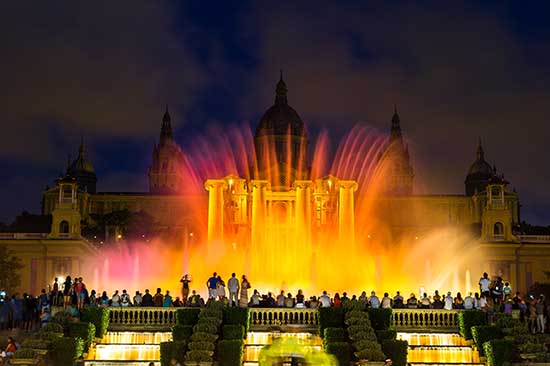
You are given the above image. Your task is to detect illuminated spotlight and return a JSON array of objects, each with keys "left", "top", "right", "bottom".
[
  {"left": 189, "top": 232, "right": 194, "bottom": 237},
  {"left": 117, "top": 234, "right": 122, "bottom": 240},
  {"left": 232, "top": 242, "right": 237, "bottom": 250},
  {"left": 141, "top": 234, "right": 145, "bottom": 238},
  {"left": 415, "top": 236, "right": 419, "bottom": 240},
  {"left": 367, "top": 234, "right": 371, "bottom": 239},
  {"left": 228, "top": 178, "right": 233, "bottom": 186}
]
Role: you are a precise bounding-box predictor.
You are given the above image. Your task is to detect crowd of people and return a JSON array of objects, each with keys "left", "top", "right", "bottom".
[{"left": 0, "top": 271, "right": 549, "bottom": 334}]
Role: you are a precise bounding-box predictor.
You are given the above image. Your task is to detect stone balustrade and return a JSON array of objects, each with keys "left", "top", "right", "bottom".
[
  {"left": 108, "top": 307, "right": 178, "bottom": 330},
  {"left": 392, "top": 308, "right": 459, "bottom": 331},
  {"left": 249, "top": 308, "right": 319, "bottom": 330}
]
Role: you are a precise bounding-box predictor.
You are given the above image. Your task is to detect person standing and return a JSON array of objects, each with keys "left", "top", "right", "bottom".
[
  {"left": 153, "top": 288, "right": 164, "bottom": 307},
  {"left": 536, "top": 295, "right": 546, "bottom": 333},
  {"left": 479, "top": 273, "right": 491, "bottom": 298},
  {"left": 444, "top": 292, "right": 454, "bottom": 310},
  {"left": 319, "top": 291, "right": 331, "bottom": 308},
  {"left": 216, "top": 276, "right": 226, "bottom": 300},
  {"left": 180, "top": 275, "right": 191, "bottom": 304},
  {"left": 133, "top": 291, "right": 142, "bottom": 306},
  {"left": 239, "top": 275, "right": 250, "bottom": 307},
  {"left": 163, "top": 291, "right": 172, "bottom": 307},
  {"left": 227, "top": 273, "right": 240, "bottom": 307},
  {"left": 141, "top": 289, "right": 153, "bottom": 307},
  {"left": 62, "top": 276, "right": 72, "bottom": 308},
  {"left": 206, "top": 273, "right": 218, "bottom": 300},
  {"left": 51, "top": 278, "right": 59, "bottom": 306}
]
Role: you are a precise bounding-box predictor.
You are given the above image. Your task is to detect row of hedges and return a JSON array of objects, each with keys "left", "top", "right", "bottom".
[
  {"left": 68, "top": 321, "right": 96, "bottom": 351},
  {"left": 458, "top": 310, "right": 487, "bottom": 340},
  {"left": 346, "top": 309, "right": 385, "bottom": 361},
  {"left": 218, "top": 307, "right": 248, "bottom": 366},
  {"left": 81, "top": 307, "right": 110, "bottom": 338},
  {"left": 472, "top": 325, "right": 500, "bottom": 356}
]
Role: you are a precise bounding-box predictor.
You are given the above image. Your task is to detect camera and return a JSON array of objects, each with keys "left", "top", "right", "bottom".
[{"left": 0, "top": 290, "right": 6, "bottom": 304}]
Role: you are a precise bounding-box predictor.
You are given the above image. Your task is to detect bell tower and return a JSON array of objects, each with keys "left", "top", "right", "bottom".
[{"left": 49, "top": 176, "right": 81, "bottom": 238}]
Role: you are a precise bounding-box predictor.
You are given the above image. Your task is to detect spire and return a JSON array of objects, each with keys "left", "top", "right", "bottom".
[
  {"left": 160, "top": 105, "right": 173, "bottom": 143},
  {"left": 476, "top": 138, "right": 485, "bottom": 161},
  {"left": 275, "top": 70, "right": 288, "bottom": 105},
  {"left": 390, "top": 106, "right": 402, "bottom": 140},
  {"left": 78, "top": 137, "right": 85, "bottom": 158}
]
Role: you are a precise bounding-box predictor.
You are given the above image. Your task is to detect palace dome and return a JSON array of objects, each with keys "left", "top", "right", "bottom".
[
  {"left": 255, "top": 75, "right": 307, "bottom": 138},
  {"left": 67, "top": 141, "right": 95, "bottom": 174}
]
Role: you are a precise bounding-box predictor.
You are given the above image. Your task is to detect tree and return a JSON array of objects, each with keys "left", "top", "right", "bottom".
[{"left": 0, "top": 245, "right": 24, "bottom": 294}]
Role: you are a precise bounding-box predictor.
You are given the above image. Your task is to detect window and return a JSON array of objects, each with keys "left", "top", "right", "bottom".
[
  {"left": 494, "top": 222, "right": 504, "bottom": 236},
  {"left": 59, "top": 220, "right": 69, "bottom": 234}
]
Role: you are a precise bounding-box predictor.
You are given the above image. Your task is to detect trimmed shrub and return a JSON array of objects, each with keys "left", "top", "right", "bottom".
[
  {"left": 68, "top": 321, "right": 96, "bottom": 351},
  {"left": 348, "top": 325, "right": 377, "bottom": 341},
  {"left": 223, "top": 307, "right": 250, "bottom": 333},
  {"left": 367, "top": 308, "right": 392, "bottom": 331},
  {"left": 223, "top": 324, "right": 245, "bottom": 340},
  {"left": 176, "top": 308, "right": 201, "bottom": 325},
  {"left": 199, "top": 316, "right": 222, "bottom": 327},
  {"left": 188, "top": 341, "right": 215, "bottom": 352},
  {"left": 376, "top": 329, "right": 397, "bottom": 342},
  {"left": 472, "top": 325, "right": 500, "bottom": 355},
  {"left": 458, "top": 310, "right": 487, "bottom": 340},
  {"left": 51, "top": 337, "right": 84, "bottom": 366},
  {"left": 81, "top": 307, "right": 109, "bottom": 338},
  {"left": 324, "top": 327, "right": 345, "bottom": 341},
  {"left": 190, "top": 332, "right": 219, "bottom": 343},
  {"left": 201, "top": 308, "right": 223, "bottom": 319},
  {"left": 381, "top": 339, "right": 408, "bottom": 366},
  {"left": 41, "top": 322, "right": 64, "bottom": 333},
  {"left": 318, "top": 307, "right": 345, "bottom": 336},
  {"left": 31, "top": 331, "right": 63, "bottom": 342},
  {"left": 217, "top": 339, "right": 243, "bottom": 366},
  {"left": 484, "top": 339, "right": 513, "bottom": 366},
  {"left": 13, "top": 348, "right": 38, "bottom": 359},
  {"left": 160, "top": 341, "right": 187, "bottom": 366},
  {"left": 185, "top": 349, "right": 213, "bottom": 362},
  {"left": 21, "top": 338, "right": 50, "bottom": 349},
  {"left": 172, "top": 324, "right": 193, "bottom": 342},
  {"left": 193, "top": 322, "right": 218, "bottom": 334},
  {"left": 325, "top": 341, "right": 351, "bottom": 366}
]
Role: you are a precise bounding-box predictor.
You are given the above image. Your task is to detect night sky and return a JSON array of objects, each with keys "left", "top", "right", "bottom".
[{"left": 1, "top": 1, "right": 549, "bottom": 224}]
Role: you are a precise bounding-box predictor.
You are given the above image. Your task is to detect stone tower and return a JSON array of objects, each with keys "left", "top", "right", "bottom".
[{"left": 149, "top": 106, "right": 186, "bottom": 194}]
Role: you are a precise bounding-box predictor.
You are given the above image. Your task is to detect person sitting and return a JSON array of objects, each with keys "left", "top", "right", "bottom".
[
  {"left": 295, "top": 290, "right": 305, "bottom": 308},
  {"left": 173, "top": 297, "right": 183, "bottom": 307},
  {"left": 265, "top": 292, "right": 276, "bottom": 307},
  {"left": 120, "top": 290, "right": 131, "bottom": 307},
  {"left": 333, "top": 293, "right": 342, "bottom": 308},
  {"left": 454, "top": 292, "right": 464, "bottom": 309},
  {"left": 444, "top": 292, "right": 454, "bottom": 310},
  {"left": 153, "top": 288, "right": 164, "bottom": 307},
  {"left": 141, "top": 289, "right": 153, "bottom": 307},
  {"left": 420, "top": 293, "right": 431, "bottom": 309},
  {"left": 381, "top": 293, "right": 392, "bottom": 309},
  {"left": 432, "top": 290, "right": 443, "bottom": 309},
  {"left": 1, "top": 337, "right": 18, "bottom": 365},
  {"left": 163, "top": 291, "right": 173, "bottom": 307},
  {"left": 249, "top": 290, "right": 261, "bottom": 307},
  {"left": 276, "top": 291, "right": 285, "bottom": 307},
  {"left": 319, "top": 291, "right": 331, "bottom": 308},
  {"left": 368, "top": 291, "right": 380, "bottom": 309},
  {"left": 111, "top": 290, "right": 121, "bottom": 307},
  {"left": 393, "top": 291, "right": 404, "bottom": 308},
  {"left": 463, "top": 293, "right": 475, "bottom": 310},
  {"left": 309, "top": 296, "right": 319, "bottom": 308},
  {"left": 284, "top": 293, "right": 294, "bottom": 308},
  {"left": 406, "top": 293, "right": 418, "bottom": 309}
]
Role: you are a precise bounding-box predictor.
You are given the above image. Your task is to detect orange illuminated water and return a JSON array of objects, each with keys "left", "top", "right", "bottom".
[{"left": 82, "top": 125, "right": 484, "bottom": 298}]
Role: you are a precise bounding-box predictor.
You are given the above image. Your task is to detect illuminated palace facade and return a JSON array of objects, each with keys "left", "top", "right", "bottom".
[{"left": 2, "top": 75, "right": 549, "bottom": 295}]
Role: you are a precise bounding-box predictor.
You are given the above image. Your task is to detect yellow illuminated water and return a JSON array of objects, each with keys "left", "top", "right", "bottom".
[
  {"left": 244, "top": 332, "right": 323, "bottom": 363},
  {"left": 397, "top": 332, "right": 471, "bottom": 346},
  {"left": 95, "top": 344, "right": 160, "bottom": 361},
  {"left": 398, "top": 332, "right": 480, "bottom": 365},
  {"left": 100, "top": 331, "right": 172, "bottom": 344}
]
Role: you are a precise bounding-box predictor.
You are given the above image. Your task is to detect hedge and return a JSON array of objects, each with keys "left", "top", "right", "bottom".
[
  {"left": 176, "top": 308, "right": 201, "bottom": 325},
  {"left": 382, "top": 339, "right": 408, "bottom": 366},
  {"left": 51, "top": 337, "right": 84, "bottom": 366},
  {"left": 318, "top": 307, "right": 345, "bottom": 336},
  {"left": 367, "top": 308, "right": 392, "bottom": 331},
  {"left": 223, "top": 307, "right": 250, "bottom": 334},
  {"left": 160, "top": 341, "right": 187, "bottom": 366},
  {"left": 458, "top": 310, "right": 487, "bottom": 340},
  {"left": 223, "top": 324, "right": 245, "bottom": 340},
  {"left": 217, "top": 339, "right": 243, "bottom": 366},
  {"left": 68, "top": 321, "right": 96, "bottom": 351},
  {"left": 324, "top": 327, "right": 345, "bottom": 341},
  {"left": 472, "top": 325, "right": 500, "bottom": 356},
  {"left": 81, "top": 307, "right": 109, "bottom": 338},
  {"left": 376, "top": 329, "right": 397, "bottom": 342},
  {"left": 325, "top": 341, "right": 351, "bottom": 366},
  {"left": 172, "top": 324, "right": 194, "bottom": 342},
  {"left": 484, "top": 339, "right": 514, "bottom": 366}
]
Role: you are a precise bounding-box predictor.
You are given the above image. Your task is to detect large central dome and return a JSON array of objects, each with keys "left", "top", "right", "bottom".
[
  {"left": 254, "top": 73, "right": 309, "bottom": 188},
  {"left": 255, "top": 74, "right": 307, "bottom": 138}
]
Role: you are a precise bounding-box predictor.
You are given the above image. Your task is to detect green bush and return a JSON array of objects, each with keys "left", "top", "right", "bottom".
[
  {"left": 160, "top": 341, "right": 187, "bottom": 366},
  {"left": 223, "top": 307, "right": 250, "bottom": 334},
  {"left": 40, "top": 322, "right": 64, "bottom": 333},
  {"left": 68, "top": 321, "right": 96, "bottom": 351},
  {"left": 367, "top": 308, "right": 392, "bottom": 331},
  {"left": 325, "top": 341, "right": 351, "bottom": 366},
  {"left": 51, "top": 311, "right": 72, "bottom": 328},
  {"left": 346, "top": 310, "right": 369, "bottom": 320},
  {"left": 172, "top": 324, "right": 194, "bottom": 341},
  {"left": 484, "top": 339, "right": 513, "bottom": 366},
  {"left": 324, "top": 327, "right": 345, "bottom": 341},
  {"left": 185, "top": 349, "right": 213, "bottom": 362},
  {"left": 458, "top": 310, "right": 487, "bottom": 340},
  {"left": 348, "top": 325, "right": 377, "bottom": 341},
  {"left": 223, "top": 324, "right": 245, "bottom": 340},
  {"left": 13, "top": 348, "right": 38, "bottom": 359},
  {"left": 190, "top": 332, "right": 219, "bottom": 343},
  {"left": 176, "top": 308, "right": 201, "bottom": 325},
  {"left": 188, "top": 341, "right": 215, "bottom": 352},
  {"left": 381, "top": 339, "right": 408, "bottom": 366},
  {"left": 198, "top": 316, "right": 222, "bottom": 327},
  {"left": 81, "top": 307, "right": 109, "bottom": 338},
  {"left": 355, "top": 347, "right": 385, "bottom": 361},
  {"left": 31, "top": 331, "right": 63, "bottom": 342},
  {"left": 319, "top": 307, "right": 345, "bottom": 336},
  {"left": 193, "top": 322, "right": 218, "bottom": 334},
  {"left": 343, "top": 299, "right": 365, "bottom": 311},
  {"left": 21, "top": 338, "right": 50, "bottom": 349},
  {"left": 201, "top": 308, "right": 223, "bottom": 319},
  {"left": 217, "top": 339, "right": 243, "bottom": 366},
  {"left": 51, "top": 336, "right": 84, "bottom": 366},
  {"left": 376, "top": 329, "right": 397, "bottom": 342},
  {"left": 472, "top": 325, "right": 500, "bottom": 355}
]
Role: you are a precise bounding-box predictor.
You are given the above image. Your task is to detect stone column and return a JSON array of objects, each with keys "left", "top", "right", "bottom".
[
  {"left": 337, "top": 180, "right": 358, "bottom": 244},
  {"left": 251, "top": 180, "right": 269, "bottom": 246},
  {"left": 205, "top": 179, "right": 227, "bottom": 242},
  {"left": 294, "top": 180, "right": 313, "bottom": 244}
]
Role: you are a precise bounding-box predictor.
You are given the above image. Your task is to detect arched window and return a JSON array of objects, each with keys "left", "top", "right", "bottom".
[
  {"left": 494, "top": 222, "right": 504, "bottom": 236},
  {"left": 59, "top": 220, "right": 69, "bottom": 234}
]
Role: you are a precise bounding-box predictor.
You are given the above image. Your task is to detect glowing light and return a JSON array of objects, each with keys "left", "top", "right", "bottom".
[{"left": 117, "top": 234, "right": 122, "bottom": 240}]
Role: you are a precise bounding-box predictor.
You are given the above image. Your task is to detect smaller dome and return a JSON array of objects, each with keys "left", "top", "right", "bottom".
[
  {"left": 467, "top": 141, "right": 492, "bottom": 176},
  {"left": 67, "top": 140, "right": 95, "bottom": 175}
]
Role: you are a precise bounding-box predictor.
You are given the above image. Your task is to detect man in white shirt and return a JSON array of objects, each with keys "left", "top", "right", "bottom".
[
  {"left": 227, "top": 273, "right": 240, "bottom": 307},
  {"left": 276, "top": 291, "right": 285, "bottom": 307},
  {"left": 444, "top": 291, "right": 454, "bottom": 310},
  {"left": 381, "top": 293, "right": 392, "bottom": 309},
  {"left": 369, "top": 291, "right": 380, "bottom": 308},
  {"left": 463, "top": 292, "right": 474, "bottom": 309},
  {"left": 319, "top": 291, "right": 331, "bottom": 308},
  {"left": 479, "top": 272, "right": 491, "bottom": 297}
]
